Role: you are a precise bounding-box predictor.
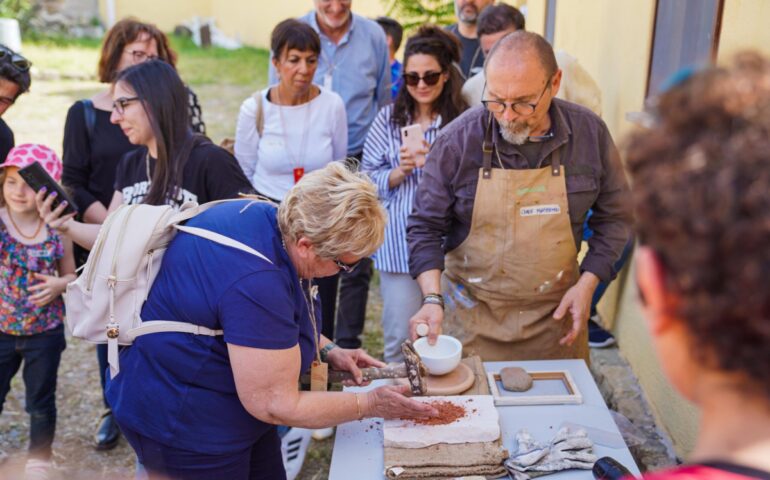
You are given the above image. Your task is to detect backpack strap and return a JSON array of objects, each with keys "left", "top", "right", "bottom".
[
  {"left": 81, "top": 99, "right": 96, "bottom": 144},
  {"left": 174, "top": 224, "right": 273, "bottom": 265},
  {"left": 127, "top": 321, "right": 222, "bottom": 342}
]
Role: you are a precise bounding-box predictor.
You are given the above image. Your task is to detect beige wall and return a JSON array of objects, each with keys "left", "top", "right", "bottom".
[
  {"left": 551, "top": 0, "right": 655, "bottom": 140},
  {"left": 98, "top": 0, "right": 385, "bottom": 48},
  {"left": 718, "top": 0, "right": 770, "bottom": 61},
  {"left": 551, "top": 0, "right": 770, "bottom": 459}
]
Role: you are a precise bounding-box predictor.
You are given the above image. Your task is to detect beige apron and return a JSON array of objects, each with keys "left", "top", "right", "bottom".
[{"left": 442, "top": 115, "right": 588, "bottom": 362}]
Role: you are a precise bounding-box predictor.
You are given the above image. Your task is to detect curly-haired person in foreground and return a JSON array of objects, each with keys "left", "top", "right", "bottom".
[{"left": 630, "top": 51, "right": 770, "bottom": 480}]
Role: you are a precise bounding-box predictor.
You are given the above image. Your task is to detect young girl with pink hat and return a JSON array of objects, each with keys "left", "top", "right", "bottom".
[{"left": 0, "top": 143, "right": 75, "bottom": 479}]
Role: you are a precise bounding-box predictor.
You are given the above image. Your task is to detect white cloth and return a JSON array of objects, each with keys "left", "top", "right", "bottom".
[
  {"left": 234, "top": 86, "right": 348, "bottom": 200},
  {"left": 462, "top": 50, "right": 603, "bottom": 116}
]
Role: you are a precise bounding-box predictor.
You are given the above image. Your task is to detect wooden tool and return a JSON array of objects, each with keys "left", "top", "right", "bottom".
[{"left": 326, "top": 341, "right": 428, "bottom": 395}]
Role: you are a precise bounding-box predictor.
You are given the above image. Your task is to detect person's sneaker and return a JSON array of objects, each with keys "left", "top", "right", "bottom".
[
  {"left": 311, "top": 427, "right": 334, "bottom": 440},
  {"left": 24, "top": 458, "right": 52, "bottom": 480},
  {"left": 588, "top": 316, "right": 616, "bottom": 348}
]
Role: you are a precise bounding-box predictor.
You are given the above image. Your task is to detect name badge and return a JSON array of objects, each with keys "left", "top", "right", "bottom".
[
  {"left": 520, "top": 204, "right": 561, "bottom": 217},
  {"left": 28, "top": 249, "right": 53, "bottom": 258},
  {"left": 323, "top": 73, "right": 333, "bottom": 91}
]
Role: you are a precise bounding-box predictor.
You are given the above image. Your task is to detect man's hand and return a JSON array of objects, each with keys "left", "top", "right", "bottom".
[
  {"left": 409, "top": 303, "right": 443, "bottom": 345},
  {"left": 553, "top": 272, "right": 600, "bottom": 346}
]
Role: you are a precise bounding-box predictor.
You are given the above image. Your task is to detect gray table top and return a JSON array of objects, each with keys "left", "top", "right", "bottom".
[{"left": 329, "top": 359, "right": 641, "bottom": 479}]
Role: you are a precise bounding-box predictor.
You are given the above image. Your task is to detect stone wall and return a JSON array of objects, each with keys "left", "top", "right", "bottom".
[{"left": 30, "top": 0, "right": 104, "bottom": 37}]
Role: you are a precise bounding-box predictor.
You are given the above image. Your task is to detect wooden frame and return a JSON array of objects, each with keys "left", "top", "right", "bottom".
[{"left": 486, "top": 369, "right": 583, "bottom": 406}]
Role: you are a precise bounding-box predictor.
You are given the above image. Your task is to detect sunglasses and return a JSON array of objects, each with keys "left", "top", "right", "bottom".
[
  {"left": 0, "top": 46, "right": 31, "bottom": 72},
  {"left": 334, "top": 258, "right": 360, "bottom": 273},
  {"left": 403, "top": 71, "right": 444, "bottom": 87}
]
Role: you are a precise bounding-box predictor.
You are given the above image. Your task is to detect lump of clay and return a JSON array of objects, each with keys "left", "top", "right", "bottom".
[{"left": 500, "top": 367, "right": 533, "bottom": 392}]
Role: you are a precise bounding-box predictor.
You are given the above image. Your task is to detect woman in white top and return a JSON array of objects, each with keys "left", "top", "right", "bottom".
[
  {"left": 234, "top": 19, "right": 347, "bottom": 203},
  {"left": 234, "top": 18, "right": 347, "bottom": 351}
]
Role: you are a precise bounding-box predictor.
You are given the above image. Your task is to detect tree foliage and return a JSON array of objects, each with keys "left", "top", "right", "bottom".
[
  {"left": 0, "top": 0, "right": 36, "bottom": 29},
  {"left": 381, "top": 0, "right": 456, "bottom": 30}
]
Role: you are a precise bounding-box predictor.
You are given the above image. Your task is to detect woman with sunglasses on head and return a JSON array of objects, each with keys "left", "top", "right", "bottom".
[
  {"left": 60, "top": 18, "right": 208, "bottom": 450},
  {"left": 0, "top": 44, "right": 31, "bottom": 163},
  {"left": 361, "top": 25, "right": 467, "bottom": 363}
]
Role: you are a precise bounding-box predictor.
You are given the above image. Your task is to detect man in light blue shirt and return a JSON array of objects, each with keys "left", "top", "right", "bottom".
[{"left": 269, "top": 0, "right": 391, "bottom": 157}]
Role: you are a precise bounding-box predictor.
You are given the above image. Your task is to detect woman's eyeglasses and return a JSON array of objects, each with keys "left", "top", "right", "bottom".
[
  {"left": 334, "top": 258, "right": 360, "bottom": 273},
  {"left": 403, "top": 71, "right": 444, "bottom": 87},
  {"left": 112, "top": 96, "right": 140, "bottom": 115},
  {"left": 125, "top": 49, "right": 159, "bottom": 63},
  {"left": 0, "top": 46, "right": 31, "bottom": 72}
]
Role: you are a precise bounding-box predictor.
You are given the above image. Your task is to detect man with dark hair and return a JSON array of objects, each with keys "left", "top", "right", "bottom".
[
  {"left": 0, "top": 45, "right": 31, "bottom": 162},
  {"left": 462, "top": 3, "right": 602, "bottom": 116},
  {"left": 446, "top": 0, "right": 494, "bottom": 79},
  {"left": 376, "top": 16, "right": 404, "bottom": 100},
  {"left": 407, "top": 31, "right": 632, "bottom": 361}
]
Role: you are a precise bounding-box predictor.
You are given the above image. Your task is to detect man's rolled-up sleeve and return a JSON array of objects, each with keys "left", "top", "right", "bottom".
[
  {"left": 580, "top": 126, "right": 634, "bottom": 283},
  {"left": 407, "top": 138, "right": 461, "bottom": 278}
]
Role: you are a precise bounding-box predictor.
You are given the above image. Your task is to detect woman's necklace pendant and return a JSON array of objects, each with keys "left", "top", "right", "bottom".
[
  {"left": 293, "top": 167, "right": 305, "bottom": 184},
  {"left": 310, "top": 360, "right": 328, "bottom": 392}
]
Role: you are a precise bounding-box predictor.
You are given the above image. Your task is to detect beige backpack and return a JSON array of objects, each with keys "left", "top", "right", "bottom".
[{"left": 64, "top": 200, "right": 272, "bottom": 378}]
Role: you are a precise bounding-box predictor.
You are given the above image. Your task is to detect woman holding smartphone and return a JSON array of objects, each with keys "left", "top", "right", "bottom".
[
  {"left": 60, "top": 18, "right": 207, "bottom": 450},
  {"left": 39, "top": 60, "right": 252, "bottom": 256},
  {"left": 361, "top": 25, "right": 467, "bottom": 362}
]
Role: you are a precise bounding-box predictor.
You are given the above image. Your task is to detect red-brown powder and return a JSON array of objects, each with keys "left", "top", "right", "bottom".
[{"left": 402, "top": 401, "right": 467, "bottom": 425}]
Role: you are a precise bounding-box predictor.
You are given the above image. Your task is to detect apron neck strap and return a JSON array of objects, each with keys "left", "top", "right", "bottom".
[
  {"left": 550, "top": 147, "right": 562, "bottom": 176},
  {"left": 482, "top": 112, "right": 494, "bottom": 179}
]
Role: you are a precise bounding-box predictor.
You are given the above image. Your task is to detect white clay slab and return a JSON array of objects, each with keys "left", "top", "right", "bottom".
[{"left": 383, "top": 395, "right": 500, "bottom": 448}]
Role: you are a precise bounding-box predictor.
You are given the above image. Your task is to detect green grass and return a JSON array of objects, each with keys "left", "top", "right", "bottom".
[{"left": 21, "top": 33, "right": 269, "bottom": 86}]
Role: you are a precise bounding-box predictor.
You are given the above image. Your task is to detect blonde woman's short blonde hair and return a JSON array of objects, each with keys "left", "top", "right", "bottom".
[{"left": 278, "top": 162, "right": 386, "bottom": 259}]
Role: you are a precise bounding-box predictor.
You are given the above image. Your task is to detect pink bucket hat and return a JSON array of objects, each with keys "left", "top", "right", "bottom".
[{"left": 0, "top": 143, "right": 63, "bottom": 182}]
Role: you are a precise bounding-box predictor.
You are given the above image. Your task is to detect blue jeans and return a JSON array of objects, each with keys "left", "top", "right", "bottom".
[
  {"left": 121, "top": 425, "right": 286, "bottom": 480},
  {"left": 590, "top": 239, "right": 635, "bottom": 316},
  {"left": 0, "top": 325, "right": 66, "bottom": 460}
]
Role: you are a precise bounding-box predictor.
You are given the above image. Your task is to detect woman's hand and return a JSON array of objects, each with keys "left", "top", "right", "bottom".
[
  {"left": 364, "top": 384, "right": 437, "bottom": 420},
  {"left": 326, "top": 347, "right": 386, "bottom": 386},
  {"left": 35, "top": 189, "right": 75, "bottom": 234},
  {"left": 28, "top": 273, "right": 72, "bottom": 307}
]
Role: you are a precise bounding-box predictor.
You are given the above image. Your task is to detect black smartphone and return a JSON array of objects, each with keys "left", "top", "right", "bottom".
[{"left": 18, "top": 162, "right": 78, "bottom": 216}]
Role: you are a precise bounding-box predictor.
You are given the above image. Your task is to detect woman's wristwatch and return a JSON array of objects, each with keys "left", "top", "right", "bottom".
[
  {"left": 422, "top": 293, "right": 444, "bottom": 309},
  {"left": 320, "top": 342, "right": 338, "bottom": 362}
]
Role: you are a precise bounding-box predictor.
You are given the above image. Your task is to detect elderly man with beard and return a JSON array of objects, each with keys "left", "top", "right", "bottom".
[
  {"left": 446, "top": 0, "right": 493, "bottom": 79},
  {"left": 406, "top": 31, "right": 632, "bottom": 362}
]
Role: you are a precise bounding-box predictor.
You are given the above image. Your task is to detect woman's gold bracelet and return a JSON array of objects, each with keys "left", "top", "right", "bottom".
[{"left": 355, "top": 393, "right": 363, "bottom": 419}]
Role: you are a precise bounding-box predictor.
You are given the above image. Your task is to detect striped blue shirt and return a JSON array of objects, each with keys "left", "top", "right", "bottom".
[{"left": 361, "top": 105, "right": 441, "bottom": 273}]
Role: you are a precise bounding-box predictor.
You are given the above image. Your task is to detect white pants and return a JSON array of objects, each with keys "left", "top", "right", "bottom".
[{"left": 379, "top": 271, "right": 422, "bottom": 363}]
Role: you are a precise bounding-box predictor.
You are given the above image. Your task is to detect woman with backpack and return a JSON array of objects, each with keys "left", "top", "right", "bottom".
[
  {"left": 61, "top": 17, "right": 208, "bottom": 451},
  {"left": 104, "top": 162, "right": 435, "bottom": 480}
]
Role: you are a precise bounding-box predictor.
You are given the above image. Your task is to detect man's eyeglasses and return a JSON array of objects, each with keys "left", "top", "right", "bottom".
[
  {"left": 403, "top": 71, "right": 444, "bottom": 87},
  {"left": 334, "top": 258, "right": 360, "bottom": 273},
  {"left": 0, "top": 46, "right": 31, "bottom": 72},
  {"left": 125, "top": 49, "right": 158, "bottom": 63},
  {"left": 112, "top": 96, "right": 140, "bottom": 115},
  {"left": 482, "top": 77, "right": 553, "bottom": 116}
]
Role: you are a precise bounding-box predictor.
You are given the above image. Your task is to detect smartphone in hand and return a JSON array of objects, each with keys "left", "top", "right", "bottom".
[
  {"left": 18, "top": 162, "right": 78, "bottom": 216},
  {"left": 400, "top": 124, "right": 426, "bottom": 168}
]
